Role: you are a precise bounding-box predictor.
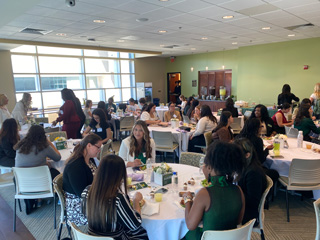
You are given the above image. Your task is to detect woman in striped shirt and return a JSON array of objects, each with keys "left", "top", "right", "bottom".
[{"left": 86, "top": 154, "right": 148, "bottom": 240}]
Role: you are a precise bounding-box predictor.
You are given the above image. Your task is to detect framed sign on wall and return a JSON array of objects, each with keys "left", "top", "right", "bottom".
[{"left": 192, "top": 80, "right": 197, "bottom": 87}]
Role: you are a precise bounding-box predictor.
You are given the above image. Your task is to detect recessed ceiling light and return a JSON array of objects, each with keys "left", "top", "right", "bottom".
[
  {"left": 117, "top": 40, "right": 125, "bottom": 42},
  {"left": 201, "top": 37, "right": 208, "bottom": 40},
  {"left": 158, "top": 30, "right": 167, "bottom": 33},
  {"left": 232, "top": 42, "right": 238, "bottom": 45},
  {"left": 136, "top": 18, "right": 149, "bottom": 22},
  {"left": 191, "top": 48, "right": 196, "bottom": 50},
  {"left": 160, "top": 44, "right": 165, "bottom": 47},
  {"left": 93, "top": 20, "right": 105, "bottom": 23},
  {"left": 222, "top": 15, "right": 234, "bottom": 19},
  {"left": 288, "top": 34, "right": 295, "bottom": 37},
  {"left": 56, "top": 33, "right": 66, "bottom": 36},
  {"left": 262, "top": 27, "right": 271, "bottom": 30}
]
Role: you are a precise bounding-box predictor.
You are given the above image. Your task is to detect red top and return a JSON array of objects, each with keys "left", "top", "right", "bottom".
[
  {"left": 272, "top": 110, "right": 288, "bottom": 127},
  {"left": 56, "top": 100, "right": 80, "bottom": 124}
]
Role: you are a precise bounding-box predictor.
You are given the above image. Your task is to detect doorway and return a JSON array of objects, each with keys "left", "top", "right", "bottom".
[{"left": 167, "top": 72, "right": 181, "bottom": 104}]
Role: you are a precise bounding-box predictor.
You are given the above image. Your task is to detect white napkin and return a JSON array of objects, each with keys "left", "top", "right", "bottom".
[
  {"left": 174, "top": 201, "right": 185, "bottom": 210},
  {"left": 141, "top": 201, "right": 160, "bottom": 216}
]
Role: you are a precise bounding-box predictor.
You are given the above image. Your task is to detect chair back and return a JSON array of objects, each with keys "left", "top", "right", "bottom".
[
  {"left": 70, "top": 222, "right": 114, "bottom": 240},
  {"left": 44, "top": 127, "right": 61, "bottom": 133},
  {"left": 119, "top": 116, "right": 134, "bottom": 131},
  {"left": 180, "top": 152, "right": 205, "bottom": 167},
  {"left": 285, "top": 126, "right": 299, "bottom": 138},
  {"left": 201, "top": 219, "right": 256, "bottom": 240},
  {"left": 204, "top": 131, "right": 212, "bottom": 148},
  {"left": 53, "top": 174, "right": 66, "bottom": 224},
  {"left": 35, "top": 117, "right": 49, "bottom": 124},
  {"left": 230, "top": 117, "right": 242, "bottom": 132},
  {"left": 152, "top": 131, "right": 174, "bottom": 149},
  {"left": 100, "top": 139, "right": 113, "bottom": 160},
  {"left": 253, "top": 176, "right": 273, "bottom": 233},
  {"left": 13, "top": 166, "right": 54, "bottom": 199},
  {"left": 288, "top": 159, "right": 320, "bottom": 188},
  {"left": 314, "top": 198, "right": 320, "bottom": 240},
  {"left": 46, "top": 131, "right": 67, "bottom": 142}
]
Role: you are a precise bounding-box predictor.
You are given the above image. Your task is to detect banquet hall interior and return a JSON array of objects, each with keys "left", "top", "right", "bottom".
[{"left": 1, "top": 0, "right": 320, "bottom": 239}]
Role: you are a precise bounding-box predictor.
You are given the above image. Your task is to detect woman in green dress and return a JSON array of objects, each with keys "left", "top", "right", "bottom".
[{"left": 182, "top": 141, "right": 245, "bottom": 240}]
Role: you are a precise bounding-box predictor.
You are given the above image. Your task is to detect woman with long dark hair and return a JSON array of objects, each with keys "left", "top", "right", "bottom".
[
  {"left": 183, "top": 96, "right": 194, "bottom": 116},
  {"left": 188, "top": 105, "right": 217, "bottom": 152},
  {"left": 183, "top": 142, "right": 245, "bottom": 240},
  {"left": 234, "top": 138, "right": 267, "bottom": 226},
  {"left": 63, "top": 134, "right": 102, "bottom": 226},
  {"left": 52, "top": 88, "right": 81, "bottom": 139},
  {"left": 249, "top": 104, "right": 275, "bottom": 137},
  {"left": 187, "top": 99, "right": 199, "bottom": 119},
  {"left": 119, "top": 120, "right": 155, "bottom": 167},
  {"left": 294, "top": 104, "right": 320, "bottom": 141},
  {"left": 83, "top": 108, "right": 112, "bottom": 144},
  {"left": 69, "top": 89, "right": 86, "bottom": 139},
  {"left": 140, "top": 103, "right": 166, "bottom": 126},
  {"left": 86, "top": 155, "right": 148, "bottom": 239},
  {"left": 277, "top": 84, "right": 299, "bottom": 106},
  {"left": 211, "top": 111, "right": 234, "bottom": 143},
  {"left": 223, "top": 98, "right": 238, "bottom": 117},
  {"left": 0, "top": 118, "right": 20, "bottom": 167},
  {"left": 271, "top": 103, "right": 293, "bottom": 134},
  {"left": 98, "top": 101, "right": 111, "bottom": 120}
]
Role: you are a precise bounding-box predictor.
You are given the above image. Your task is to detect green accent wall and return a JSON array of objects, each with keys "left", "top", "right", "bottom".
[{"left": 166, "top": 37, "right": 320, "bottom": 106}]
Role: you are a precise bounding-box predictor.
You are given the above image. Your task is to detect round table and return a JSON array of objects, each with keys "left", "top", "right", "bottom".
[
  {"left": 156, "top": 106, "right": 169, "bottom": 122},
  {"left": 128, "top": 163, "right": 204, "bottom": 240}
]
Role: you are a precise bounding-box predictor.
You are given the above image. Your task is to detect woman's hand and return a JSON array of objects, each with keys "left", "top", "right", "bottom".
[
  {"left": 189, "top": 135, "right": 193, "bottom": 140},
  {"left": 133, "top": 159, "right": 142, "bottom": 167},
  {"left": 266, "top": 144, "right": 274, "bottom": 150},
  {"left": 52, "top": 120, "right": 57, "bottom": 126},
  {"left": 133, "top": 192, "right": 143, "bottom": 202},
  {"left": 183, "top": 191, "right": 193, "bottom": 200}
]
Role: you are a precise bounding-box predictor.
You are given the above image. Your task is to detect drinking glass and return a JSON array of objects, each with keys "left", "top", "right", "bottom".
[
  {"left": 273, "top": 140, "right": 280, "bottom": 156},
  {"left": 199, "top": 157, "right": 205, "bottom": 174}
]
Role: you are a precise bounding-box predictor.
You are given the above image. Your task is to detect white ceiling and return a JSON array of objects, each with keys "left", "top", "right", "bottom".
[{"left": 0, "top": 0, "right": 320, "bottom": 56}]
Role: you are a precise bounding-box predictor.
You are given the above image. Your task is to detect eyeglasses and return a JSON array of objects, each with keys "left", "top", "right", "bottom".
[{"left": 94, "top": 144, "right": 101, "bottom": 150}]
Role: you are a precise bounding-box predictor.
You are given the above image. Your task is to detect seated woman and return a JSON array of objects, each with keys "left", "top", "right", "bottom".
[
  {"left": 292, "top": 98, "right": 313, "bottom": 121},
  {"left": 234, "top": 138, "right": 267, "bottom": 226},
  {"left": 119, "top": 120, "right": 155, "bottom": 167},
  {"left": 192, "top": 105, "right": 201, "bottom": 123},
  {"left": 63, "top": 134, "right": 102, "bottom": 226},
  {"left": 127, "top": 98, "right": 139, "bottom": 113},
  {"left": 249, "top": 104, "right": 276, "bottom": 137},
  {"left": 211, "top": 111, "right": 234, "bottom": 143},
  {"left": 0, "top": 118, "right": 20, "bottom": 167},
  {"left": 83, "top": 108, "right": 112, "bottom": 144},
  {"left": 107, "top": 97, "right": 117, "bottom": 113},
  {"left": 272, "top": 103, "right": 293, "bottom": 134},
  {"left": 183, "top": 142, "right": 245, "bottom": 240},
  {"left": 140, "top": 103, "right": 167, "bottom": 126},
  {"left": 14, "top": 125, "right": 61, "bottom": 214},
  {"left": 86, "top": 154, "right": 148, "bottom": 239},
  {"left": 294, "top": 104, "right": 320, "bottom": 141},
  {"left": 188, "top": 105, "right": 217, "bottom": 153},
  {"left": 183, "top": 97, "right": 194, "bottom": 116},
  {"left": 164, "top": 102, "right": 182, "bottom": 122},
  {"left": 223, "top": 98, "right": 238, "bottom": 117},
  {"left": 97, "top": 101, "right": 111, "bottom": 121},
  {"left": 186, "top": 99, "right": 199, "bottom": 120}
]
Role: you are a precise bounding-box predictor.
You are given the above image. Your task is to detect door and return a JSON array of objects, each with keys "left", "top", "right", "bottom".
[{"left": 167, "top": 72, "right": 181, "bottom": 103}]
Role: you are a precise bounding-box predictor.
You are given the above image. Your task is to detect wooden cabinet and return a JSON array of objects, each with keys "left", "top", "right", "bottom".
[{"left": 198, "top": 100, "right": 226, "bottom": 112}]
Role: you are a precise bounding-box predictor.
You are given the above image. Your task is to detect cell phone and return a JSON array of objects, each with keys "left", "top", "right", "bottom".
[{"left": 155, "top": 187, "right": 168, "bottom": 194}]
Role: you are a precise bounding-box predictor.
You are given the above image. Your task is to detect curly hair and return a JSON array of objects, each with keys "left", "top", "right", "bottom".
[
  {"left": 129, "top": 120, "right": 152, "bottom": 159},
  {"left": 14, "top": 125, "right": 48, "bottom": 155},
  {"left": 250, "top": 104, "right": 270, "bottom": 123}
]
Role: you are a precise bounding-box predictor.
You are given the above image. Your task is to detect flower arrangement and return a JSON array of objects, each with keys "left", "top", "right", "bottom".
[
  {"left": 153, "top": 162, "right": 172, "bottom": 175},
  {"left": 54, "top": 137, "right": 66, "bottom": 142},
  {"left": 275, "top": 134, "right": 287, "bottom": 140}
]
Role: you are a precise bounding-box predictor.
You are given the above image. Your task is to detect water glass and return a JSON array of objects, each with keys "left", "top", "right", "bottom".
[{"left": 199, "top": 157, "right": 205, "bottom": 174}]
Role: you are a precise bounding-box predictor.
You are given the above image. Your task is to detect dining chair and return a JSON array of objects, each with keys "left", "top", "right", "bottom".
[
  {"left": 201, "top": 219, "right": 256, "bottom": 240},
  {"left": 314, "top": 198, "right": 320, "bottom": 240},
  {"left": 284, "top": 126, "right": 299, "bottom": 138},
  {"left": 99, "top": 139, "right": 113, "bottom": 160},
  {"left": 278, "top": 158, "right": 320, "bottom": 222},
  {"left": 252, "top": 176, "right": 273, "bottom": 240},
  {"left": 13, "top": 166, "right": 55, "bottom": 231},
  {"left": 119, "top": 116, "right": 135, "bottom": 140},
  {"left": 152, "top": 130, "right": 179, "bottom": 162},
  {"left": 34, "top": 117, "right": 49, "bottom": 124},
  {"left": 179, "top": 152, "right": 205, "bottom": 167},
  {"left": 230, "top": 117, "right": 242, "bottom": 134},
  {"left": 243, "top": 111, "right": 252, "bottom": 120},
  {"left": 53, "top": 174, "right": 72, "bottom": 240},
  {"left": 46, "top": 131, "right": 67, "bottom": 142},
  {"left": 70, "top": 221, "right": 114, "bottom": 240}
]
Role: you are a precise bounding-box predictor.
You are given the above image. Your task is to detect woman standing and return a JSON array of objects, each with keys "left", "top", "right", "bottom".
[
  {"left": 234, "top": 138, "right": 267, "bottom": 226},
  {"left": 211, "top": 111, "right": 234, "bottom": 143},
  {"left": 0, "top": 94, "right": 11, "bottom": 129},
  {"left": 164, "top": 102, "right": 181, "bottom": 122},
  {"left": 83, "top": 108, "right": 112, "bottom": 144},
  {"left": 140, "top": 103, "right": 166, "bottom": 126},
  {"left": 223, "top": 98, "right": 238, "bottom": 117},
  {"left": 84, "top": 100, "right": 92, "bottom": 120},
  {"left": 63, "top": 134, "right": 102, "bottom": 226},
  {"left": 69, "top": 89, "right": 86, "bottom": 139},
  {"left": 119, "top": 120, "right": 155, "bottom": 167},
  {"left": 188, "top": 105, "right": 217, "bottom": 153},
  {"left": 271, "top": 103, "right": 293, "bottom": 134},
  {"left": 310, "top": 83, "right": 320, "bottom": 119},
  {"left": 277, "top": 84, "right": 299, "bottom": 106},
  {"left": 52, "top": 89, "right": 81, "bottom": 139},
  {"left": 178, "top": 95, "right": 187, "bottom": 111},
  {"left": 183, "top": 142, "right": 245, "bottom": 240},
  {"left": 0, "top": 118, "right": 20, "bottom": 167},
  {"left": 86, "top": 155, "right": 148, "bottom": 239},
  {"left": 250, "top": 104, "right": 275, "bottom": 137},
  {"left": 12, "top": 93, "right": 32, "bottom": 123}
]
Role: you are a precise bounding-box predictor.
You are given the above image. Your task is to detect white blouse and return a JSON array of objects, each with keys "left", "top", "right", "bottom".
[
  {"left": 140, "top": 111, "right": 159, "bottom": 121},
  {"left": 12, "top": 102, "right": 27, "bottom": 123},
  {"left": 193, "top": 116, "right": 217, "bottom": 137},
  {"left": 0, "top": 107, "right": 12, "bottom": 129}
]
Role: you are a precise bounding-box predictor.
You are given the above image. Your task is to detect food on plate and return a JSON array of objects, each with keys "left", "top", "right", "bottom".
[
  {"left": 188, "top": 178, "right": 195, "bottom": 185},
  {"left": 201, "top": 179, "right": 212, "bottom": 187},
  {"left": 130, "top": 199, "right": 145, "bottom": 208},
  {"left": 139, "top": 165, "right": 146, "bottom": 171},
  {"left": 183, "top": 183, "right": 188, "bottom": 190},
  {"left": 313, "top": 148, "right": 320, "bottom": 153},
  {"left": 180, "top": 198, "right": 185, "bottom": 208}
]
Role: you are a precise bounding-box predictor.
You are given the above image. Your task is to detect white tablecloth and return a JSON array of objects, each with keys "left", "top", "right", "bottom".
[
  {"left": 128, "top": 163, "right": 203, "bottom": 240},
  {"left": 148, "top": 125, "right": 192, "bottom": 157},
  {"left": 156, "top": 107, "right": 169, "bottom": 122},
  {"left": 19, "top": 123, "right": 54, "bottom": 139},
  {"left": 264, "top": 137, "right": 320, "bottom": 199}
]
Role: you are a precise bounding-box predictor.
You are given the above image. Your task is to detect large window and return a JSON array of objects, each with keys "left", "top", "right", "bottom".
[{"left": 11, "top": 46, "right": 136, "bottom": 115}]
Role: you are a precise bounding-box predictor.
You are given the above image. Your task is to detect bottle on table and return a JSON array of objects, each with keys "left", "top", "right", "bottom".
[
  {"left": 146, "top": 158, "right": 152, "bottom": 183},
  {"left": 171, "top": 172, "right": 178, "bottom": 192},
  {"left": 297, "top": 131, "right": 303, "bottom": 148}
]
